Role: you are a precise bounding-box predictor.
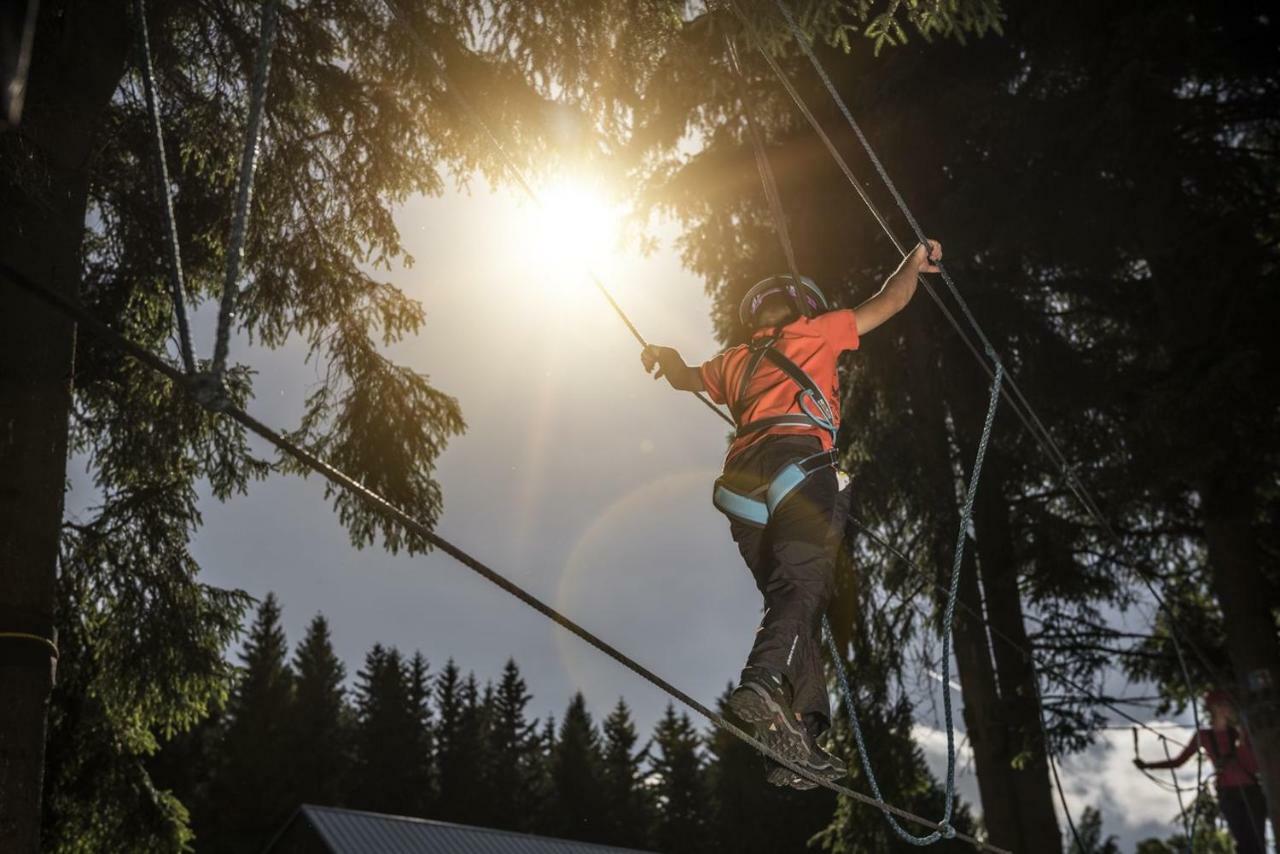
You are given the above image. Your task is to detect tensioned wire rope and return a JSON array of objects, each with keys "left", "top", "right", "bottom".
[
  {"left": 729, "top": 0, "right": 1212, "bottom": 833},
  {"left": 17, "top": 6, "right": 1009, "bottom": 848},
  {"left": 725, "top": 28, "right": 1001, "bottom": 845},
  {"left": 0, "top": 261, "right": 1008, "bottom": 854}
]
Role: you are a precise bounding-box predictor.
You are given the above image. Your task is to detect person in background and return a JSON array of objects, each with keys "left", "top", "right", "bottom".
[{"left": 1135, "top": 689, "right": 1267, "bottom": 853}]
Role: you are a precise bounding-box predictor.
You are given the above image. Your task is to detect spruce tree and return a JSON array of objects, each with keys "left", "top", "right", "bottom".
[
  {"left": 350, "top": 645, "right": 421, "bottom": 817},
  {"left": 288, "top": 614, "right": 351, "bottom": 809},
  {"left": 205, "top": 594, "right": 295, "bottom": 853},
  {"left": 405, "top": 652, "right": 436, "bottom": 814},
  {"left": 485, "top": 659, "right": 541, "bottom": 832},
  {"left": 434, "top": 660, "right": 479, "bottom": 823},
  {"left": 548, "top": 693, "right": 605, "bottom": 842},
  {"left": 649, "top": 705, "right": 710, "bottom": 854},
  {"left": 599, "top": 699, "right": 653, "bottom": 848}
]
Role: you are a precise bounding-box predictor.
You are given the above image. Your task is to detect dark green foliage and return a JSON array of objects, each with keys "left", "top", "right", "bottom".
[
  {"left": 649, "top": 704, "right": 710, "bottom": 854},
  {"left": 548, "top": 693, "right": 606, "bottom": 842},
  {"left": 434, "top": 661, "right": 491, "bottom": 825},
  {"left": 288, "top": 615, "right": 353, "bottom": 810},
  {"left": 349, "top": 645, "right": 428, "bottom": 817},
  {"left": 1065, "top": 807, "right": 1119, "bottom": 854},
  {"left": 204, "top": 594, "right": 296, "bottom": 853},
  {"left": 484, "top": 659, "right": 543, "bottom": 832},
  {"left": 599, "top": 699, "right": 654, "bottom": 848}
]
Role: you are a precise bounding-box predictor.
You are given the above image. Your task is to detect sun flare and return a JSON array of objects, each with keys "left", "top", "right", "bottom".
[{"left": 516, "top": 174, "right": 625, "bottom": 299}]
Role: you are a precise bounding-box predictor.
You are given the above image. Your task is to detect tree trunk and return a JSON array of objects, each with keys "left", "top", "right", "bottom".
[
  {"left": 1200, "top": 475, "right": 1280, "bottom": 847},
  {"left": 900, "top": 316, "right": 1030, "bottom": 850},
  {"left": 0, "top": 2, "right": 130, "bottom": 850},
  {"left": 968, "top": 453, "right": 1062, "bottom": 852}
]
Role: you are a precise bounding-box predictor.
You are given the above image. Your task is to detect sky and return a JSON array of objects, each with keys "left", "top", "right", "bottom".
[{"left": 65, "top": 174, "right": 1207, "bottom": 851}]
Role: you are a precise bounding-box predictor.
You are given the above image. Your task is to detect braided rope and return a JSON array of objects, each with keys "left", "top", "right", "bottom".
[
  {"left": 132, "top": 0, "right": 196, "bottom": 374},
  {"left": 210, "top": 0, "right": 281, "bottom": 382},
  {"left": 824, "top": 358, "right": 1002, "bottom": 845}
]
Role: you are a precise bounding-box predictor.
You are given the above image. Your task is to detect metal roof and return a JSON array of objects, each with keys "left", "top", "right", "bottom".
[{"left": 273, "top": 804, "right": 658, "bottom": 854}]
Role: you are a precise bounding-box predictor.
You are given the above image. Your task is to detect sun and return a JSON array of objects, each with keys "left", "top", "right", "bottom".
[{"left": 516, "top": 174, "right": 624, "bottom": 297}]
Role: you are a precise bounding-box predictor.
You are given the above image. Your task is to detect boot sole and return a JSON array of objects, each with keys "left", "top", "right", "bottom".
[
  {"left": 765, "top": 764, "right": 818, "bottom": 790},
  {"left": 727, "top": 683, "right": 811, "bottom": 766}
]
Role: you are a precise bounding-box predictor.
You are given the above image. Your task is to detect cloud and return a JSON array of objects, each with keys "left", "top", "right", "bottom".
[{"left": 912, "top": 722, "right": 1200, "bottom": 850}]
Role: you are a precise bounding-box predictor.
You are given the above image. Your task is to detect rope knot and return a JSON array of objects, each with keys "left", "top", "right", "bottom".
[
  {"left": 187, "top": 372, "right": 231, "bottom": 413},
  {"left": 940, "top": 823, "right": 957, "bottom": 840}
]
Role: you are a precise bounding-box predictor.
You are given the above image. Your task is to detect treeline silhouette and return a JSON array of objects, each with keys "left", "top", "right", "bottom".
[{"left": 149, "top": 593, "right": 835, "bottom": 853}]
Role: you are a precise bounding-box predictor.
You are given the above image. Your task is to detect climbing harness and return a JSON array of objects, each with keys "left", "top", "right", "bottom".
[
  {"left": 711, "top": 330, "right": 841, "bottom": 527},
  {"left": 739, "top": 273, "right": 828, "bottom": 326}
]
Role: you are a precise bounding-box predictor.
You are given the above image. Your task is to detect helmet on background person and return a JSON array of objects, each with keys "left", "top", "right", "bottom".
[{"left": 738, "top": 274, "right": 828, "bottom": 328}]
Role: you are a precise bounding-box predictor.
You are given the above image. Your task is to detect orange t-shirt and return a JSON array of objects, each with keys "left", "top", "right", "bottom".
[{"left": 699, "top": 309, "right": 860, "bottom": 461}]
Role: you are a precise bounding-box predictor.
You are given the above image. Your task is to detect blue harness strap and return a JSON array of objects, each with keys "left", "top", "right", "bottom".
[
  {"left": 712, "top": 333, "right": 840, "bottom": 528},
  {"left": 713, "top": 448, "right": 837, "bottom": 527}
]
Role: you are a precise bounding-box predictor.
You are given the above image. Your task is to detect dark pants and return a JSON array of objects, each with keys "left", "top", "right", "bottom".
[
  {"left": 723, "top": 435, "right": 849, "bottom": 733},
  {"left": 1219, "top": 784, "right": 1268, "bottom": 854}
]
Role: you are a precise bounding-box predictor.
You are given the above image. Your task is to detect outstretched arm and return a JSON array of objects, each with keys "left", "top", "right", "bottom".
[
  {"left": 1134, "top": 734, "right": 1200, "bottom": 771},
  {"left": 641, "top": 345, "right": 705, "bottom": 392},
  {"left": 853, "top": 240, "right": 942, "bottom": 336}
]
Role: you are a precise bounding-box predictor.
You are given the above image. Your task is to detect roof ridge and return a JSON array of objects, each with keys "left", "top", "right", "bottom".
[{"left": 298, "top": 804, "right": 655, "bottom": 853}]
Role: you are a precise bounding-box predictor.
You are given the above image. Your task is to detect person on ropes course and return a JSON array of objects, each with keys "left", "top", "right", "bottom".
[
  {"left": 1135, "top": 689, "right": 1268, "bottom": 854},
  {"left": 640, "top": 239, "right": 942, "bottom": 790}
]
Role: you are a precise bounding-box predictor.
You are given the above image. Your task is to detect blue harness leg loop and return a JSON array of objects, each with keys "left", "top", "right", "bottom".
[{"left": 712, "top": 449, "right": 837, "bottom": 528}]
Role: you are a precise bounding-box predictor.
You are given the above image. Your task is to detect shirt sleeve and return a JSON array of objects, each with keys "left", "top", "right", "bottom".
[
  {"left": 814, "top": 308, "right": 860, "bottom": 352},
  {"left": 699, "top": 353, "right": 727, "bottom": 405}
]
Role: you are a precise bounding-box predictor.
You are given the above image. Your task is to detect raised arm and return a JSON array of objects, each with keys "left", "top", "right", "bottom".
[
  {"left": 852, "top": 240, "right": 942, "bottom": 336},
  {"left": 641, "top": 345, "right": 705, "bottom": 392}
]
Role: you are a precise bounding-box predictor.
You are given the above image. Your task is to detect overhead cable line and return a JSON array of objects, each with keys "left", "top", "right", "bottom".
[{"left": 0, "top": 261, "right": 1009, "bottom": 854}]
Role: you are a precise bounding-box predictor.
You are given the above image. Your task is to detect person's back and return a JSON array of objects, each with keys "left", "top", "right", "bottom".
[{"left": 640, "top": 240, "right": 943, "bottom": 789}]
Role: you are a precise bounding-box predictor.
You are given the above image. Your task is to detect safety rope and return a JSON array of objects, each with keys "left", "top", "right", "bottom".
[
  {"left": 209, "top": 0, "right": 281, "bottom": 389},
  {"left": 132, "top": 0, "right": 196, "bottom": 375},
  {"left": 823, "top": 357, "right": 1001, "bottom": 845},
  {"left": 724, "top": 35, "right": 806, "bottom": 293},
  {"left": 0, "top": 261, "right": 1010, "bottom": 854}
]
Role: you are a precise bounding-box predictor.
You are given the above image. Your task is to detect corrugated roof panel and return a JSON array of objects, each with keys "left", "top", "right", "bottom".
[{"left": 299, "top": 805, "right": 658, "bottom": 854}]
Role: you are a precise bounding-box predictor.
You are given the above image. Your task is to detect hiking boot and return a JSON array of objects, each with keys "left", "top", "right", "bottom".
[
  {"left": 726, "top": 668, "right": 810, "bottom": 765},
  {"left": 765, "top": 759, "right": 818, "bottom": 790},
  {"left": 764, "top": 724, "right": 848, "bottom": 791}
]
